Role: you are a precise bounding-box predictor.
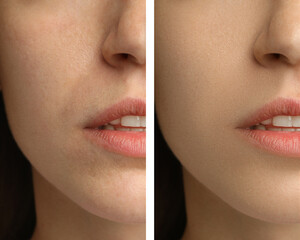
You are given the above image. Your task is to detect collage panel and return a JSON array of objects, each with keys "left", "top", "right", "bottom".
[
  {"left": 155, "top": 1, "right": 300, "bottom": 240},
  {"left": 0, "top": 1, "right": 146, "bottom": 239}
]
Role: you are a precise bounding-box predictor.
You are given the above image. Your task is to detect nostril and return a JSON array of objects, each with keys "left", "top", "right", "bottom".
[
  {"left": 267, "top": 53, "right": 282, "bottom": 61},
  {"left": 106, "top": 53, "right": 131, "bottom": 67},
  {"left": 264, "top": 53, "right": 289, "bottom": 65},
  {"left": 120, "top": 53, "right": 129, "bottom": 59},
  {"left": 272, "top": 53, "right": 281, "bottom": 59},
  {"left": 114, "top": 53, "right": 140, "bottom": 65},
  {"left": 114, "top": 53, "right": 131, "bottom": 63}
]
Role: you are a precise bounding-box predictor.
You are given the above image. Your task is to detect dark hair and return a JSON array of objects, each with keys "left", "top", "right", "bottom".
[
  {"left": 0, "top": 93, "right": 36, "bottom": 240},
  {"left": 155, "top": 114, "right": 186, "bottom": 240}
]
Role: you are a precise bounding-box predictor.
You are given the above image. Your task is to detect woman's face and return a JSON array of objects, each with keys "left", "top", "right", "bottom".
[
  {"left": 0, "top": 0, "right": 145, "bottom": 222},
  {"left": 156, "top": 0, "right": 300, "bottom": 223}
]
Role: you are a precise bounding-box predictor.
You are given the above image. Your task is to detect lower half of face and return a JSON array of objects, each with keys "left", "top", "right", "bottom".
[
  {"left": 3, "top": 95, "right": 146, "bottom": 223},
  {"left": 156, "top": 0, "right": 300, "bottom": 223},
  {"left": 0, "top": 1, "right": 145, "bottom": 223},
  {"left": 2, "top": 90, "right": 146, "bottom": 223}
]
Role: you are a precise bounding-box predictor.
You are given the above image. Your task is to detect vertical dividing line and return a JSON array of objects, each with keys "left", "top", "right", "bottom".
[{"left": 146, "top": 0, "right": 154, "bottom": 239}]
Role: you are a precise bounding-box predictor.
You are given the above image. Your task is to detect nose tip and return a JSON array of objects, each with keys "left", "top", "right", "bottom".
[
  {"left": 254, "top": 28, "right": 300, "bottom": 67},
  {"left": 253, "top": 1, "right": 300, "bottom": 67},
  {"left": 102, "top": 2, "right": 145, "bottom": 68},
  {"left": 102, "top": 29, "right": 145, "bottom": 67}
]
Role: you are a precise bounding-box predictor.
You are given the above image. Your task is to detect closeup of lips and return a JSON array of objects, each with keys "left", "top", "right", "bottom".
[
  {"left": 84, "top": 98, "right": 146, "bottom": 158},
  {"left": 237, "top": 98, "right": 300, "bottom": 157}
]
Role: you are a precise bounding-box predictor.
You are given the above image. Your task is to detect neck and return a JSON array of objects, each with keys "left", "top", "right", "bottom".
[
  {"left": 30, "top": 169, "right": 145, "bottom": 240},
  {"left": 181, "top": 169, "right": 300, "bottom": 240}
]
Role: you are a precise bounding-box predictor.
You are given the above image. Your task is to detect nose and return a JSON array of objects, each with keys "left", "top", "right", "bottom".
[
  {"left": 254, "top": 1, "right": 300, "bottom": 67},
  {"left": 102, "top": 0, "right": 145, "bottom": 68}
]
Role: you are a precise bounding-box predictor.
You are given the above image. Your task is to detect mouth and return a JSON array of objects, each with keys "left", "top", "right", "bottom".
[
  {"left": 99, "top": 115, "right": 146, "bottom": 132},
  {"left": 248, "top": 115, "right": 300, "bottom": 132},
  {"left": 238, "top": 98, "right": 300, "bottom": 157},
  {"left": 84, "top": 98, "right": 146, "bottom": 158}
]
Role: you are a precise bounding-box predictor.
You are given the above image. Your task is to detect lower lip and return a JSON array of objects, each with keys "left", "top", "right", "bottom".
[
  {"left": 84, "top": 128, "right": 146, "bottom": 158},
  {"left": 238, "top": 129, "right": 300, "bottom": 157}
]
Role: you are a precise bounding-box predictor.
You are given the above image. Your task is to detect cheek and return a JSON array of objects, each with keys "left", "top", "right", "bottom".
[
  {"left": 156, "top": 8, "right": 242, "bottom": 162},
  {"left": 0, "top": 12, "right": 91, "bottom": 190},
  {"left": 0, "top": 11, "right": 89, "bottom": 143},
  {"left": 155, "top": 0, "right": 270, "bottom": 159},
  {"left": 1, "top": 31, "right": 61, "bottom": 152}
]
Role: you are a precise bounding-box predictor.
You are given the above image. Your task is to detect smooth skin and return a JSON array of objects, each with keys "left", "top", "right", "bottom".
[
  {"left": 0, "top": 1, "right": 145, "bottom": 239},
  {"left": 156, "top": 1, "right": 300, "bottom": 239}
]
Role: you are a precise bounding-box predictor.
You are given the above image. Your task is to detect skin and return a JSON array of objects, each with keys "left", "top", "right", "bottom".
[
  {"left": 0, "top": 0, "right": 145, "bottom": 239},
  {"left": 156, "top": 0, "right": 300, "bottom": 239}
]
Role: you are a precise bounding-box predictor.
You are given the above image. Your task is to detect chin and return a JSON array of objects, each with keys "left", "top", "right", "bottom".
[
  {"left": 217, "top": 186, "right": 300, "bottom": 224},
  {"left": 235, "top": 199, "right": 300, "bottom": 224},
  {"left": 80, "top": 198, "right": 146, "bottom": 224},
  {"left": 71, "top": 170, "right": 146, "bottom": 224}
]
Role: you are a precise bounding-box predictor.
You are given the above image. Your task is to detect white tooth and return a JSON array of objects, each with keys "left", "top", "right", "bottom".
[
  {"left": 261, "top": 119, "right": 272, "bottom": 125},
  {"left": 116, "top": 127, "right": 130, "bottom": 131},
  {"left": 296, "top": 128, "right": 300, "bottom": 132},
  {"left": 255, "top": 125, "right": 266, "bottom": 130},
  {"left": 292, "top": 116, "right": 300, "bottom": 127},
  {"left": 140, "top": 116, "right": 146, "bottom": 127},
  {"left": 268, "top": 127, "right": 282, "bottom": 131},
  {"left": 282, "top": 128, "right": 295, "bottom": 132},
  {"left": 109, "top": 119, "right": 121, "bottom": 125},
  {"left": 273, "top": 116, "right": 292, "bottom": 127},
  {"left": 132, "top": 128, "right": 144, "bottom": 132},
  {"left": 104, "top": 125, "right": 114, "bottom": 130},
  {"left": 121, "top": 116, "right": 141, "bottom": 127}
]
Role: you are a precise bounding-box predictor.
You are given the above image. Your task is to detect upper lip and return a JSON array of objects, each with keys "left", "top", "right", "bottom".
[
  {"left": 86, "top": 98, "right": 146, "bottom": 128},
  {"left": 240, "top": 97, "right": 300, "bottom": 128}
]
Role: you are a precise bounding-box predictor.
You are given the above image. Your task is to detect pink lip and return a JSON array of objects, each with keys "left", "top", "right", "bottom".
[
  {"left": 84, "top": 98, "right": 146, "bottom": 158},
  {"left": 238, "top": 97, "right": 300, "bottom": 157}
]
